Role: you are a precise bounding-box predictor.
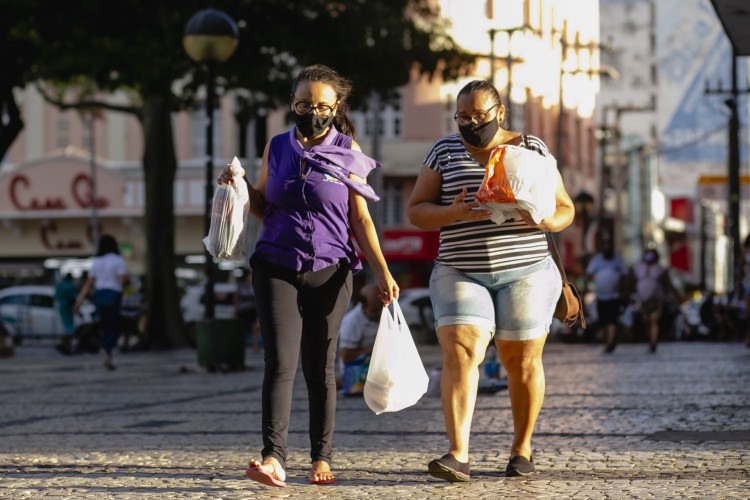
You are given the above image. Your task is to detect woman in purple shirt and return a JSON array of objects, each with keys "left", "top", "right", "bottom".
[{"left": 221, "top": 64, "right": 398, "bottom": 488}]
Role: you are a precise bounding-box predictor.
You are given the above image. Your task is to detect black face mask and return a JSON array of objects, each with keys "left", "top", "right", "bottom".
[
  {"left": 459, "top": 118, "right": 499, "bottom": 148},
  {"left": 295, "top": 113, "right": 334, "bottom": 138}
]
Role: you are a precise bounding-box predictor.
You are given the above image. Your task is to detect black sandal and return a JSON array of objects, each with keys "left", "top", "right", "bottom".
[{"left": 427, "top": 454, "right": 471, "bottom": 482}]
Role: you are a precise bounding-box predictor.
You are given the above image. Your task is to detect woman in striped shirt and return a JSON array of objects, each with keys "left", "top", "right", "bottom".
[{"left": 407, "top": 80, "right": 574, "bottom": 480}]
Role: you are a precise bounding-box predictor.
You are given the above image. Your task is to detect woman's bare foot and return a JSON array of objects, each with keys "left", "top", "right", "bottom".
[
  {"left": 246, "top": 457, "right": 286, "bottom": 487},
  {"left": 310, "top": 460, "right": 335, "bottom": 484}
]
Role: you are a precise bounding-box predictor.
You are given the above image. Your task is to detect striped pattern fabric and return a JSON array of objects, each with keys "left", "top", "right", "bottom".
[{"left": 423, "top": 134, "right": 554, "bottom": 273}]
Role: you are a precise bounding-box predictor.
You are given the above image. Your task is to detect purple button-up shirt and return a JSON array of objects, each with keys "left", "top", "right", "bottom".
[{"left": 252, "top": 127, "right": 380, "bottom": 273}]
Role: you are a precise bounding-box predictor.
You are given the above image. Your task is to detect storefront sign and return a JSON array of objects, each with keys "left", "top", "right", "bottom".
[{"left": 9, "top": 173, "right": 109, "bottom": 211}]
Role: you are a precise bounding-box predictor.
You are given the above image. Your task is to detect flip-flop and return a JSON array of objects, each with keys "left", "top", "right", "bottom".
[{"left": 245, "top": 463, "right": 286, "bottom": 488}]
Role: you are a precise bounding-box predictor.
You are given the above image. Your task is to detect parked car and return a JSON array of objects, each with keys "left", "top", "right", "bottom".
[
  {"left": 397, "top": 287, "right": 435, "bottom": 342},
  {"left": 0, "top": 285, "right": 95, "bottom": 344}
]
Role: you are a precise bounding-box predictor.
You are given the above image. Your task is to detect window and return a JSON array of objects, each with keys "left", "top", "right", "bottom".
[
  {"left": 0, "top": 295, "right": 28, "bottom": 306},
  {"left": 31, "top": 295, "right": 54, "bottom": 308},
  {"left": 383, "top": 181, "right": 404, "bottom": 227}
]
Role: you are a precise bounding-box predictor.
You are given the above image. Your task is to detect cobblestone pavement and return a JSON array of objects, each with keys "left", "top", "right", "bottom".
[{"left": 1, "top": 339, "right": 749, "bottom": 499}]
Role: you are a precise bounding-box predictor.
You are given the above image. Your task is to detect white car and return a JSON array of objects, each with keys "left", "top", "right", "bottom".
[
  {"left": 180, "top": 283, "right": 238, "bottom": 324},
  {"left": 0, "top": 285, "right": 95, "bottom": 342},
  {"left": 397, "top": 287, "right": 435, "bottom": 337}
]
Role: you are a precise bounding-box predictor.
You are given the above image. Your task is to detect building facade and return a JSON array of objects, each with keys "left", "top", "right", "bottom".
[{"left": 1, "top": 0, "right": 601, "bottom": 286}]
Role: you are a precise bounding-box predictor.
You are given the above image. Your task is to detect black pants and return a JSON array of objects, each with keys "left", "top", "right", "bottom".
[{"left": 252, "top": 257, "right": 353, "bottom": 469}]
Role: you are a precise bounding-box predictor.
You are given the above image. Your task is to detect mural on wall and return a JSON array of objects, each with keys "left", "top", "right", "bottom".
[{"left": 657, "top": 0, "right": 748, "bottom": 170}]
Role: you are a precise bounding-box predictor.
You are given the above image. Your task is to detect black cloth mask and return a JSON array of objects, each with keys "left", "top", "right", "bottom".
[
  {"left": 459, "top": 118, "right": 499, "bottom": 148},
  {"left": 295, "top": 113, "right": 334, "bottom": 138}
]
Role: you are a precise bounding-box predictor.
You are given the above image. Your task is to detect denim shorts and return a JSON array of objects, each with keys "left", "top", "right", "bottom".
[{"left": 429, "top": 255, "right": 562, "bottom": 341}]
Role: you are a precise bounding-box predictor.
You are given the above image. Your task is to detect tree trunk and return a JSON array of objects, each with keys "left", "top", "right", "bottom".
[
  {"left": 0, "top": 84, "right": 24, "bottom": 162},
  {"left": 140, "top": 95, "right": 186, "bottom": 348}
]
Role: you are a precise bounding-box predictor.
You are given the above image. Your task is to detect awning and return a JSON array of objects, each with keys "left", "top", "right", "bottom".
[{"left": 711, "top": 0, "right": 750, "bottom": 55}]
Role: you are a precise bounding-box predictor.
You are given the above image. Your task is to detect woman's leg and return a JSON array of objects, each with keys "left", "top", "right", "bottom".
[
  {"left": 438, "top": 325, "right": 490, "bottom": 462},
  {"left": 649, "top": 311, "right": 660, "bottom": 350},
  {"left": 299, "top": 264, "right": 352, "bottom": 476},
  {"left": 496, "top": 336, "right": 547, "bottom": 459},
  {"left": 252, "top": 264, "right": 303, "bottom": 473}
]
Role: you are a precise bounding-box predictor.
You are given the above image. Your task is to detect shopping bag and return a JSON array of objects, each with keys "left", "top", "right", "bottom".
[
  {"left": 203, "top": 157, "right": 250, "bottom": 261},
  {"left": 475, "top": 145, "right": 558, "bottom": 225},
  {"left": 364, "top": 300, "right": 429, "bottom": 414}
]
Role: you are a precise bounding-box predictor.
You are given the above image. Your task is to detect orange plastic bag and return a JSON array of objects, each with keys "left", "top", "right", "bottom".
[{"left": 476, "top": 146, "right": 517, "bottom": 205}]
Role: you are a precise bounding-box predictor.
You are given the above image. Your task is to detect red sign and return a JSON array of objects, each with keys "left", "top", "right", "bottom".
[
  {"left": 9, "top": 173, "right": 109, "bottom": 211},
  {"left": 380, "top": 230, "right": 439, "bottom": 261}
]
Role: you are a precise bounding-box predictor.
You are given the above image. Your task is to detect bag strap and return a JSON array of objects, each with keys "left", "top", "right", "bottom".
[{"left": 545, "top": 232, "right": 568, "bottom": 285}]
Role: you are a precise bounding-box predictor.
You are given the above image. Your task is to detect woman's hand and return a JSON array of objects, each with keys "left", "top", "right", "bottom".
[
  {"left": 451, "top": 188, "right": 492, "bottom": 223},
  {"left": 376, "top": 272, "right": 400, "bottom": 306}
]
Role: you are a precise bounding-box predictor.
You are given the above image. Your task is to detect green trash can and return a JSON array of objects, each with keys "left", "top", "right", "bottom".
[{"left": 197, "top": 318, "right": 245, "bottom": 371}]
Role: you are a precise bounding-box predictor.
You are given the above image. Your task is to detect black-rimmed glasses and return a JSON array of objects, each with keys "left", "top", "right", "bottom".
[
  {"left": 293, "top": 100, "right": 337, "bottom": 117},
  {"left": 454, "top": 104, "right": 498, "bottom": 127}
]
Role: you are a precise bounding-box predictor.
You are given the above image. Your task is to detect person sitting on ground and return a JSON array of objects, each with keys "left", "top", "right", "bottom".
[{"left": 337, "top": 283, "right": 382, "bottom": 395}]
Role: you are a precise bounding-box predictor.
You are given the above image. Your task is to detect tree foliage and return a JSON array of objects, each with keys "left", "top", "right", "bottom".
[{"left": 0, "top": 0, "right": 474, "bottom": 348}]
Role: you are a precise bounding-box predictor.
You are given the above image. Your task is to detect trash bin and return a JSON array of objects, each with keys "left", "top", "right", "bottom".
[{"left": 197, "top": 318, "right": 245, "bottom": 371}]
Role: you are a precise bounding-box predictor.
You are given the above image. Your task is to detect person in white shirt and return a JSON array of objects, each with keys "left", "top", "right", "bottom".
[
  {"left": 74, "top": 234, "right": 128, "bottom": 370},
  {"left": 586, "top": 240, "right": 628, "bottom": 353},
  {"left": 337, "top": 284, "right": 382, "bottom": 394}
]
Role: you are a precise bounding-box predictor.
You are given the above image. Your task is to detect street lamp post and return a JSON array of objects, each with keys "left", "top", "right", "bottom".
[
  {"left": 488, "top": 26, "right": 535, "bottom": 130},
  {"left": 183, "top": 9, "right": 239, "bottom": 320}
]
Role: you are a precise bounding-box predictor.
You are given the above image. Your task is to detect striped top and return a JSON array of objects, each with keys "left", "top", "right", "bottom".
[{"left": 423, "top": 133, "right": 554, "bottom": 273}]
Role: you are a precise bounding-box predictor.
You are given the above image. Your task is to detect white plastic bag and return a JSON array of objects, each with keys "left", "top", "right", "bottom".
[
  {"left": 475, "top": 145, "right": 558, "bottom": 225},
  {"left": 364, "top": 300, "right": 429, "bottom": 414},
  {"left": 202, "top": 156, "right": 250, "bottom": 261}
]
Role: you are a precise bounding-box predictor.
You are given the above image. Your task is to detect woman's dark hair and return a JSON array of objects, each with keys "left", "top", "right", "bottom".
[
  {"left": 96, "top": 234, "right": 120, "bottom": 256},
  {"left": 291, "top": 64, "right": 356, "bottom": 138},
  {"left": 457, "top": 80, "right": 508, "bottom": 128}
]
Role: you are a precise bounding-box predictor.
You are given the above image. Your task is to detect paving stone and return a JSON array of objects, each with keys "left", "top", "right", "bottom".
[{"left": 0, "top": 341, "right": 748, "bottom": 498}]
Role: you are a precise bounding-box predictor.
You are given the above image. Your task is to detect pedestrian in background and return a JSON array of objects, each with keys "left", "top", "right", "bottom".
[
  {"left": 74, "top": 234, "right": 128, "bottom": 370},
  {"left": 337, "top": 283, "right": 382, "bottom": 396},
  {"left": 633, "top": 247, "right": 679, "bottom": 353},
  {"left": 407, "top": 80, "right": 574, "bottom": 480},
  {"left": 54, "top": 273, "right": 78, "bottom": 355},
  {"left": 219, "top": 64, "right": 399, "bottom": 488},
  {"left": 234, "top": 268, "right": 260, "bottom": 351},
  {"left": 585, "top": 239, "right": 628, "bottom": 353}
]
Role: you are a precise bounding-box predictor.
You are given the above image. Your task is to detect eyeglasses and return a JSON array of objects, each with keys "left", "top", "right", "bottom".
[
  {"left": 454, "top": 104, "right": 498, "bottom": 127},
  {"left": 293, "top": 100, "right": 338, "bottom": 117}
]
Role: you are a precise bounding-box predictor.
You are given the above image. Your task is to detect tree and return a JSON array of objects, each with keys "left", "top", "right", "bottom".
[
  {"left": 4, "top": 0, "right": 473, "bottom": 348},
  {"left": 26, "top": 0, "right": 210, "bottom": 348},
  {"left": 0, "top": 0, "right": 39, "bottom": 162}
]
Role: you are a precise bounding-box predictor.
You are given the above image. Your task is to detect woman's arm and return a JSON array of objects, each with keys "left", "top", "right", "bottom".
[
  {"left": 74, "top": 276, "right": 95, "bottom": 313},
  {"left": 406, "top": 165, "right": 491, "bottom": 230},
  {"left": 347, "top": 140, "right": 398, "bottom": 303},
  {"left": 348, "top": 186, "right": 399, "bottom": 304}
]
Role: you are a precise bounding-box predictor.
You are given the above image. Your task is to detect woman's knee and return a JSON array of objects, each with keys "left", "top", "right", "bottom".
[
  {"left": 499, "top": 341, "right": 544, "bottom": 378},
  {"left": 439, "top": 325, "right": 488, "bottom": 370}
]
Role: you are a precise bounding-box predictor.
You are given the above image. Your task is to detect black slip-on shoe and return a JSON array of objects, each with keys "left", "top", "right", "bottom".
[
  {"left": 427, "top": 454, "right": 471, "bottom": 482},
  {"left": 505, "top": 455, "right": 535, "bottom": 477}
]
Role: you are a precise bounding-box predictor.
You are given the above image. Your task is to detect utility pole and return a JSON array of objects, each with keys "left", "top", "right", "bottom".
[
  {"left": 705, "top": 48, "right": 749, "bottom": 298},
  {"left": 487, "top": 26, "right": 535, "bottom": 130}
]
